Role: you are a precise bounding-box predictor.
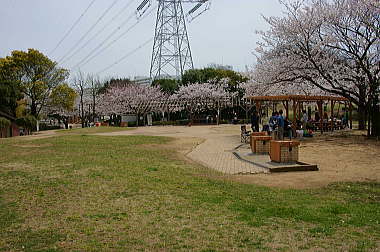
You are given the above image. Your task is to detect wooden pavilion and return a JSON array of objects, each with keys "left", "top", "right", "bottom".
[{"left": 247, "top": 95, "right": 352, "bottom": 132}]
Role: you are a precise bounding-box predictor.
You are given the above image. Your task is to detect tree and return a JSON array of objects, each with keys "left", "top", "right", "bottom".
[
  {"left": 0, "top": 57, "right": 22, "bottom": 116},
  {"left": 97, "top": 83, "right": 164, "bottom": 126},
  {"left": 15, "top": 115, "right": 37, "bottom": 135},
  {"left": 0, "top": 117, "right": 11, "bottom": 138},
  {"left": 7, "top": 49, "right": 69, "bottom": 118},
  {"left": 47, "top": 84, "right": 77, "bottom": 129},
  {"left": 86, "top": 74, "right": 103, "bottom": 122},
  {"left": 99, "top": 77, "right": 133, "bottom": 94},
  {"left": 181, "top": 67, "right": 248, "bottom": 92},
  {"left": 252, "top": 0, "right": 379, "bottom": 135},
  {"left": 152, "top": 78, "right": 179, "bottom": 95},
  {"left": 172, "top": 79, "right": 236, "bottom": 124},
  {"left": 72, "top": 71, "right": 87, "bottom": 128}
]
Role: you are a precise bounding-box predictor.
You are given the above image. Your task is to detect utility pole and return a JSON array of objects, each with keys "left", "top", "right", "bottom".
[
  {"left": 150, "top": 0, "right": 193, "bottom": 80},
  {"left": 136, "top": 0, "right": 211, "bottom": 81}
]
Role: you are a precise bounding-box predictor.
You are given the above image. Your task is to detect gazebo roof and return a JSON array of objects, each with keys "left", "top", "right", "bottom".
[{"left": 247, "top": 95, "right": 349, "bottom": 102}]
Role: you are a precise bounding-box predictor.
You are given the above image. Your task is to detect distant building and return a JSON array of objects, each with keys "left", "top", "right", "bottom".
[
  {"left": 0, "top": 111, "right": 20, "bottom": 138},
  {"left": 207, "top": 63, "right": 233, "bottom": 71},
  {"left": 133, "top": 76, "right": 152, "bottom": 86}
]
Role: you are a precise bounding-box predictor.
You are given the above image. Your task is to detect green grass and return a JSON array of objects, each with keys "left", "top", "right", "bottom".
[
  {"left": 0, "top": 134, "right": 379, "bottom": 251},
  {"left": 55, "top": 126, "right": 134, "bottom": 135}
]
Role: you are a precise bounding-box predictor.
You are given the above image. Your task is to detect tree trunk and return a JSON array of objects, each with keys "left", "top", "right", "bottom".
[
  {"left": 31, "top": 101, "right": 37, "bottom": 118},
  {"left": 92, "top": 96, "right": 96, "bottom": 123},
  {"left": 358, "top": 103, "right": 366, "bottom": 130},
  {"left": 80, "top": 100, "right": 85, "bottom": 128},
  {"left": 64, "top": 118, "right": 69, "bottom": 129},
  {"left": 371, "top": 100, "right": 380, "bottom": 137}
]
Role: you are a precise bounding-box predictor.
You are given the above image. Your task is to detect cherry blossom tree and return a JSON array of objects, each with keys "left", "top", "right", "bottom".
[
  {"left": 172, "top": 78, "right": 237, "bottom": 124},
  {"left": 252, "top": 0, "right": 380, "bottom": 135},
  {"left": 97, "top": 83, "right": 164, "bottom": 126}
]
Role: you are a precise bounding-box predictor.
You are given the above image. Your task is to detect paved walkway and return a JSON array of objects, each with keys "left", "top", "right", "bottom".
[{"left": 97, "top": 125, "right": 268, "bottom": 175}]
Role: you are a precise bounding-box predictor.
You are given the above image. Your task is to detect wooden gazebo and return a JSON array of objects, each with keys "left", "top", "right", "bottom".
[{"left": 247, "top": 95, "right": 352, "bottom": 132}]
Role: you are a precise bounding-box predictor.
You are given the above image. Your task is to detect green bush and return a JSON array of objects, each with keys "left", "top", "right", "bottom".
[
  {"left": 127, "top": 121, "right": 137, "bottom": 127},
  {"left": 239, "top": 119, "right": 250, "bottom": 124},
  {"left": 152, "top": 121, "right": 177, "bottom": 126},
  {"left": 0, "top": 117, "right": 11, "bottom": 129},
  {"left": 39, "top": 123, "right": 61, "bottom": 131},
  {"left": 16, "top": 115, "right": 37, "bottom": 131},
  {"left": 177, "top": 119, "right": 190, "bottom": 125},
  {"left": 219, "top": 119, "right": 230, "bottom": 124}
]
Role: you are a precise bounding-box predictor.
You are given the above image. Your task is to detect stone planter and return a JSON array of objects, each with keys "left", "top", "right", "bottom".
[
  {"left": 251, "top": 136, "right": 273, "bottom": 154},
  {"left": 270, "top": 140, "right": 300, "bottom": 163},
  {"left": 250, "top": 131, "right": 267, "bottom": 147}
]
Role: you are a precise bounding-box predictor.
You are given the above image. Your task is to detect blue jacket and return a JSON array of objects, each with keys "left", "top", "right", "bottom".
[{"left": 278, "top": 115, "right": 285, "bottom": 128}]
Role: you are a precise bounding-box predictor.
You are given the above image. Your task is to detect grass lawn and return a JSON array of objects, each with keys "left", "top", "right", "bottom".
[
  {"left": 0, "top": 133, "right": 379, "bottom": 251},
  {"left": 55, "top": 126, "right": 135, "bottom": 135}
]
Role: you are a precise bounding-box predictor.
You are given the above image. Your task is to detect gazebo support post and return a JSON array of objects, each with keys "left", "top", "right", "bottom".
[
  {"left": 292, "top": 99, "right": 297, "bottom": 130},
  {"left": 318, "top": 101, "right": 323, "bottom": 134},
  {"left": 284, "top": 100, "right": 289, "bottom": 118}
]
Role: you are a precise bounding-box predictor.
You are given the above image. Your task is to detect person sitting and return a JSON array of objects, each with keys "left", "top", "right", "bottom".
[
  {"left": 296, "top": 128, "right": 304, "bottom": 139},
  {"left": 269, "top": 112, "right": 278, "bottom": 136},
  {"left": 304, "top": 128, "right": 314, "bottom": 137}
]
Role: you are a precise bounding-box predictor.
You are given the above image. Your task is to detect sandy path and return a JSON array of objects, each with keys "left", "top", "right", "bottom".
[{"left": 96, "top": 125, "right": 268, "bottom": 175}]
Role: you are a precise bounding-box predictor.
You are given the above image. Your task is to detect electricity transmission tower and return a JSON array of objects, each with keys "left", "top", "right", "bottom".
[{"left": 136, "top": 0, "right": 211, "bottom": 80}]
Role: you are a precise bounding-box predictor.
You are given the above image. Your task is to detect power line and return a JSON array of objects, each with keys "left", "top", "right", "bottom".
[
  {"left": 49, "top": 0, "right": 97, "bottom": 56},
  {"left": 61, "top": 0, "right": 138, "bottom": 65},
  {"left": 97, "top": 37, "right": 153, "bottom": 75},
  {"left": 58, "top": 0, "right": 120, "bottom": 63},
  {"left": 72, "top": 5, "right": 156, "bottom": 70},
  {"left": 70, "top": 12, "right": 135, "bottom": 69}
]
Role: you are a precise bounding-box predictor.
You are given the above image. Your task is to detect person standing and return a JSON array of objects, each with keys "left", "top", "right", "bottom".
[
  {"left": 269, "top": 112, "right": 278, "bottom": 136},
  {"left": 261, "top": 113, "right": 269, "bottom": 133},
  {"left": 251, "top": 110, "right": 260, "bottom": 132},
  {"left": 284, "top": 116, "right": 293, "bottom": 139},
  {"left": 277, "top": 110, "right": 285, "bottom": 140},
  {"left": 302, "top": 110, "right": 308, "bottom": 129}
]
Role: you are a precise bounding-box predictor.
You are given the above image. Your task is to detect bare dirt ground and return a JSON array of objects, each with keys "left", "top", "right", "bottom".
[
  {"left": 235, "top": 130, "right": 380, "bottom": 189},
  {"left": 98, "top": 125, "right": 380, "bottom": 189}
]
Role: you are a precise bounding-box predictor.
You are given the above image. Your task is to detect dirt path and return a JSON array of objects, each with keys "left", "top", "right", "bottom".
[
  {"left": 235, "top": 131, "right": 380, "bottom": 188},
  {"left": 96, "top": 125, "right": 268, "bottom": 175}
]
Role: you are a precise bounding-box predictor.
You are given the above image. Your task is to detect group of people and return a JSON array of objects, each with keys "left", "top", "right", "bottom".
[
  {"left": 298, "top": 108, "right": 349, "bottom": 131},
  {"left": 251, "top": 109, "right": 312, "bottom": 140}
]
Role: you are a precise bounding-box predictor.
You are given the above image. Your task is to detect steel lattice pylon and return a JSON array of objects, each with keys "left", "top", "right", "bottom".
[{"left": 150, "top": 0, "right": 194, "bottom": 80}]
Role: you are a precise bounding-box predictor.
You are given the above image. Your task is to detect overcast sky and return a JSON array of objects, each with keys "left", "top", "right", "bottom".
[{"left": 1, "top": 0, "right": 287, "bottom": 80}]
